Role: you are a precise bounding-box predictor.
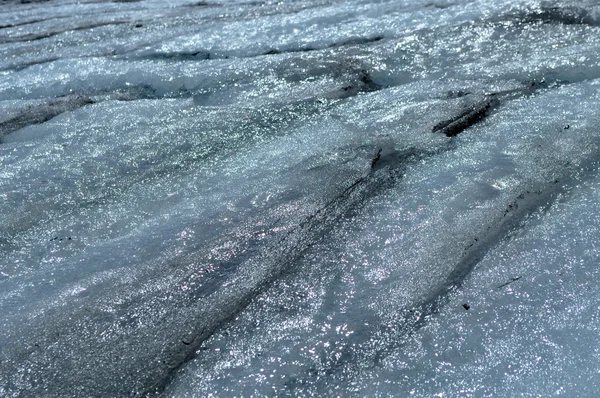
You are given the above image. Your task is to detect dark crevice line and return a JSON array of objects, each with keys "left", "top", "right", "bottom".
[
  {"left": 432, "top": 79, "right": 565, "bottom": 137},
  {"left": 265, "top": 35, "right": 384, "bottom": 56},
  {"left": 0, "top": 31, "right": 53, "bottom": 44},
  {"left": 0, "top": 56, "right": 60, "bottom": 71},
  {"left": 0, "top": 17, "right": 50, "bottom": 29},
  {"left": 185, "top": 1, "right": 221, "bottom": 8},
  {"left": 432, "top": 94, "right": 499, "bottom": 137},
  {"left": 184, "top": 63, "right": 382, "bottom": 103},
  {"left": 0, "top": 48, "right": 128, "bottom": 71},
  {"left": 512, "top": 6, "right": 600, "bottom": 27},
  {"left": 424, "top": 2, "right": 455, "bottom": 10},
  {"left": 0, "top": 10, "right": 81, "bottom": 29},
  {"left": 0, "top": 84, "right": 170, "bottom": 141},
  {"left": 0, "top": 20, "right": 129, "bottom": 44},
  {"left": 497, "top": 276, "right": 521, "bottom": 289},
  {"left": 2, "top": 24, "right": 215, "bottom": 70},
  {"left": 473, "top": 6, "right": 600, "bottom": 29},
  {"left": 134, "top": 50, "right": 212, "bottom": 61},
  {"left": 131, "top": 35, "right": 384, "bottom": 62},
  {"left": 0, "top": 96, "right": 94, "bottom": 143},
  {"left": 13, "top": 0, "right": 50, "bottom": 3}
]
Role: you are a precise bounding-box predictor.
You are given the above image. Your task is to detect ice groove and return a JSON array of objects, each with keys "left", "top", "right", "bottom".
[
  {"left": 0, "top": 20, "right": 130, "bottom": 44},
  {"left": 0, "top": 96, "right": 94, "bottom": 142},
  {"left": 299, "top": 158, "right": 600, "bottom": 388}
]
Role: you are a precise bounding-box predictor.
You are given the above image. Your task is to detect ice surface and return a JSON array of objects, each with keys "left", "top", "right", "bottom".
[{"left": 1, "top": 0, "right": 600, "bottom": 396}]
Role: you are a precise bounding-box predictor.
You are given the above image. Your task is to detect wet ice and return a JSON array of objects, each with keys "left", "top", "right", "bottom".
[{"left": 1, "top": 0, "right": 600, "bottom": 396}]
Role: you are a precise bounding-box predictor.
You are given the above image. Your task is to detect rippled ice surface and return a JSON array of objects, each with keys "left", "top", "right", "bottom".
[{"left": 2, "top": 0, "right": 600, "bottom": 396}]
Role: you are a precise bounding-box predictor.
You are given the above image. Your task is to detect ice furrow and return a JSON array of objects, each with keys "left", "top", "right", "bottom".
[{"left": 0, "top": 95, "right": 94, "bottom": 142}]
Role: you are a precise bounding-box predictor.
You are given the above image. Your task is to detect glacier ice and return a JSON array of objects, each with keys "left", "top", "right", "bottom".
[{"left": 1, "top": 0, "right": 600, "bottom": 396}]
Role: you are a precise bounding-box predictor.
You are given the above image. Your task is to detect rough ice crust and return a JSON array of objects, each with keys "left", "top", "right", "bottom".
[{"left": 1, "top": 0, "right": 600, "bottom": 397}]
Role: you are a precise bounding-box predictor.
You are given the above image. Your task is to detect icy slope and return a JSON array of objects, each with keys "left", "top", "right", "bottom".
[{"left": 1, "top": 0, "right": 600, "bottom": 396}]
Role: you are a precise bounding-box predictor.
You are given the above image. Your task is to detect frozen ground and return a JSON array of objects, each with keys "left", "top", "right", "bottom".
[{"left": 1, "top": 0, "right": 600, "bottom": 396}]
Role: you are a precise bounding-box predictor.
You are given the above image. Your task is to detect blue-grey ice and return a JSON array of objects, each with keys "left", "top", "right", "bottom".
[{"left": 1, "top": 0, "right": 600, "bottom": 396}]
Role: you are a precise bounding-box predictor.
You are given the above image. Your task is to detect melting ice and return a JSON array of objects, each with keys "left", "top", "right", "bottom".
[{"left": 1, "top": 0, "right": 600, "bottom": 396}]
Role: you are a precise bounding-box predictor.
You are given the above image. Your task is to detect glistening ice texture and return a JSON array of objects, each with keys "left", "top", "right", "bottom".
[{"left": 1, "top": 0, "right": 600, "bottom": 397}]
